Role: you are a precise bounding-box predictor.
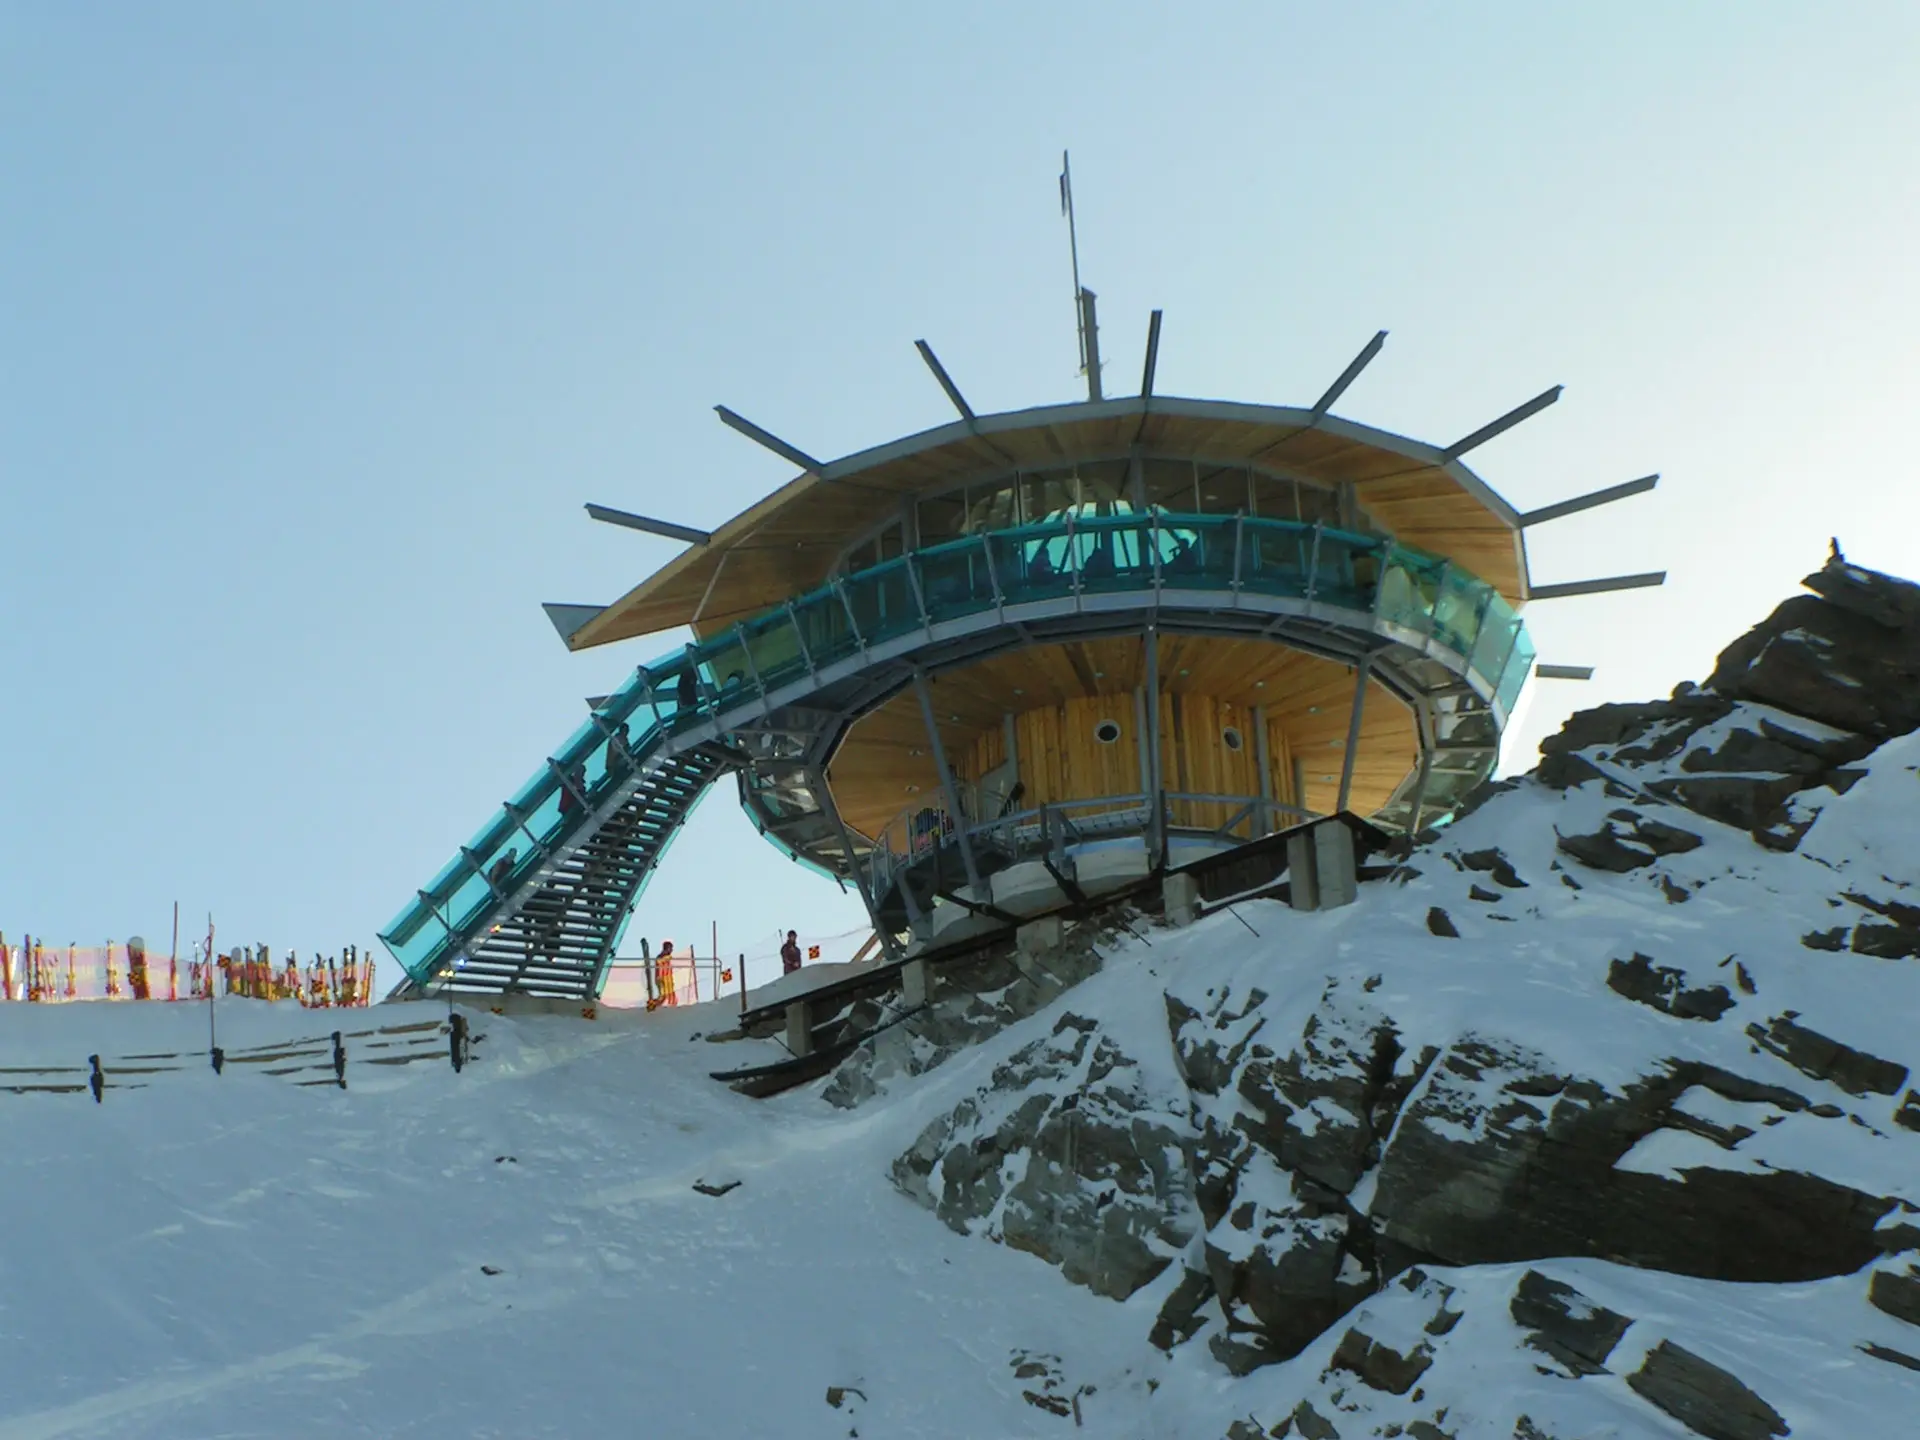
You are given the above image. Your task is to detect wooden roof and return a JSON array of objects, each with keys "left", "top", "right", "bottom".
[{"left": 569, "top": 396, "right": 1529, "bottom": 650}]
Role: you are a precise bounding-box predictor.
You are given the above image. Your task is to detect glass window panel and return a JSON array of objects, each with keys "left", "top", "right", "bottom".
[
  {"left": 1296, "top": 483, "right": 1340, "bottom": 526},
  {"left": 1497, "top": 627, "right": 1537, "bottom": 716},
  {"left": 916, "top": 492, "right": 968, "bottom": 544}
]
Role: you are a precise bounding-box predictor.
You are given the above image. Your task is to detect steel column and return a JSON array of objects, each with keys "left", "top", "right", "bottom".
[
  {"left": 810, "top": 767, "right": 903, "bottom": 961},
  {"left": 911, "top": 668, "right": 984, "bottom": 895},
  {"left": 1143, "top": 627, "right": 1164, "bottom": 864},
  {"left": 1335, "top": 655, "right": 1373, "bottom": 814}
]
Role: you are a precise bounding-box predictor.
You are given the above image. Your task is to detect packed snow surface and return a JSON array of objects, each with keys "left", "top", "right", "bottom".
[{"left": 1, "top": 731, "right": 1916, "bottom": 1436}]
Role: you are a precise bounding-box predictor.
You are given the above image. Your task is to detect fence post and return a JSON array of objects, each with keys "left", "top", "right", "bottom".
[
  {"left": 738, "top": 952, "right": 747, "bottom": 1013},
  {"left": 331, "top": 1030, "right": 347, "bottom": 1089}
]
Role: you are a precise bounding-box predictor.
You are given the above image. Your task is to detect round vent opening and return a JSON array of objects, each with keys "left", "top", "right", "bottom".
[
  {"left": 1093, "top": 719, "right": 1122, "bottom": 745},
  {"left": 1222, "top": 726, "right": 1245, "bottom": 752}
]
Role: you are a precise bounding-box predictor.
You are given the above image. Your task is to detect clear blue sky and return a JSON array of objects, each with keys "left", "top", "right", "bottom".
[{"left": 5, "top": 5, "right": 1917, "bottom": 960}]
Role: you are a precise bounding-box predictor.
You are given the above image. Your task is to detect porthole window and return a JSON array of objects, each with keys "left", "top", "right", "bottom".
[
  {"left": 1222, "top": 726, "right": 1245, "bottom": 752},
  {"left": 1093, "top": 719, "right": 1122, "bottom": 745}
]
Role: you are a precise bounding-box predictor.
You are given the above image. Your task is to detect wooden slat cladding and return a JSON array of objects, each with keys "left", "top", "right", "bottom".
[
  {"left": 572, "top": 402, "right": 1528, "bottom": 648},
  {"left": 826, "top": 636, "right": 1417, "bottom": 840}
]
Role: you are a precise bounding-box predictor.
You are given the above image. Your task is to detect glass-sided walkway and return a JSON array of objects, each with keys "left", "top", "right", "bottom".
[{"left": 380, "top": 511, "right": 1534, "bottom": 995}]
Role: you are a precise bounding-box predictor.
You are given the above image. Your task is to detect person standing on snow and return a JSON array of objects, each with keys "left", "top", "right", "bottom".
[{"left": 780, "top": 930, "right": 802, "bottom": 975}]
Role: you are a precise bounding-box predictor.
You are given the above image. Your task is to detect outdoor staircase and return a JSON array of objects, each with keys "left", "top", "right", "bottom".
[{"left": 428, "top": 745, "right": 736, "bottom": 1001}]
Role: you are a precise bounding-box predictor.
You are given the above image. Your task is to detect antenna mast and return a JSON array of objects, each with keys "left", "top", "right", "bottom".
[{"left": 1059, "top": 150, "right": 1102, "bottom": 401}]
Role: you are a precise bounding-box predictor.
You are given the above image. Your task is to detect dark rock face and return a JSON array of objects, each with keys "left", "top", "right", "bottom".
[
  {"left": 1745, "top": 1014, "right": 1910, "bottom": 1096},
  {"left": 1708, "top": 560, "right": 1920, "bottom": 740},
  {"left": 1607, "top": 953, "right": 1735, "bottom": 1022},
  {"left": 1534, "top": 557, "right": 1915, "bottom": 851},
  {"left": 1627, "top": 1340, "right": 1789, "bottom": 1440},
  {"left": 1556, "top": 809, "right": 1703, "bottom": 873},
  {"left": 891, "top": 1013, "right": 1196, "bottom": 1301},
  {"left": 1368, "top": 1041, "right": 1895, "bottom": 1284},
  {"left": 1870, "top": 1262, "right": 1920, "bottom": 1326},
  {"left": 1159, "top": 979, "right": 1418, "bottom": 1369},
  {"left": 1509, "top": 1269, "right": 1632, "bottom": 1376}
]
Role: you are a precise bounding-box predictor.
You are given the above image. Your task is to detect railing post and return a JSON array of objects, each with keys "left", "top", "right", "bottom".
[
  {"left": 1230, "top": 511, "right": 1245, "bottom": 604},
  {"left": 903, "top": 555, "right": 930, "bottom": 627},
  {"left": 734, "top": 621, "right": 772, "bottom": 717},
  {"left": 785, "top": 601, "right": 815, "bottom": 675},
  {"left": 1067, "top": 512, "right": 1082, "bottom": 610},
  {"left": 979, "top": 533, "right": 1006, "bottom": 621},
  {"left": 835, "top": 578, "right": 868, "bottom": 652},
  {"left": 1305, "top": 521, "right": 1324, "bottom": 602}
]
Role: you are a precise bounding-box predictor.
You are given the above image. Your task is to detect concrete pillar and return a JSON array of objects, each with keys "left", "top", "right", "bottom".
[
  {"left": 1017, "top": 915, "right": 1064, "bottom": 956},
  {"left": 901, "top": 958, "right": 931, "bottom": 1008},
  {"left": 1163, "top": 871, "right": 1201, "bottom": 928},
  {"left": 1287, "top": 831, "right": 1320, "bottom": 912},
  {"left": 785, "top": 999, "right": 813, "bottom": 1058},
  {"left": 1314, "top": 821, "right": 1358, "bottom": 910}
]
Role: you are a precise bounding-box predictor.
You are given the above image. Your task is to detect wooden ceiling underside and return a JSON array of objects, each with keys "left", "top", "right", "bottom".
[
  {"left": 572, "top": 401, "right": 1526, "bottom": 649},
  {"left": 826, "top": 635, "right": 1418, "bottom": 840}
]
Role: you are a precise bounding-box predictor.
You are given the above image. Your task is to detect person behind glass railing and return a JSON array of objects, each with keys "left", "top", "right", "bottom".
[
  {"left": 1027, "top": 544, "right": 1055, "bottom": 583},
  {"left": 488, "top": 848, "right": 517, "bottom": 891},
  {"left": 676, "top": 666, "right": 698, "bottom": 716},
  {"left": 606, "top": 722, "right": 632, "bottom": 775},
  {"left": 558, "top": 762, "right": 585, "bottom": 817},
  {"left": 1166, "top": 534, "right": 1199, "bottom": 574}
]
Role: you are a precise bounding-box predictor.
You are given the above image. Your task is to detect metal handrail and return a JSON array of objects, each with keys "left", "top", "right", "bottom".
[{"left": 383, "top": 510, "right": 1530, "bottom": 984}]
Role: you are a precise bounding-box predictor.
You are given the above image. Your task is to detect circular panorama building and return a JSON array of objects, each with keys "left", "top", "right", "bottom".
[{"left": 381, "top": 341, "right": 1661, "bottom": 1000}]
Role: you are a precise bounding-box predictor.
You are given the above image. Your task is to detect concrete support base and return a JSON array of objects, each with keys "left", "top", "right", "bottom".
[
  {"left": 1288, "top": 821, "right": 1357, "bottom": 913},
  {"left": 1163, "top": 871, "right": 1202, "bottom": 928},
  {"left": 456, "top": 992, "right": 599, "bottom": 1021},
  {"left": 1016, "top": 915, "right": 1064, "bottom": 956},
  {"left": 785, "top": 999, "right": 813, "bottom": 1058},
  {"left": 901, "top": 957, "right": 931, "bottom": 1008},
  {"left": 1314, "top": 820, "right": 1359, "bottom": 909}
]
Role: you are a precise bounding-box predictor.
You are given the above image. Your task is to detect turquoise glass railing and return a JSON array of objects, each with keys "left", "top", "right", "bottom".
[{"left": 381, "top": 512, "right": 1534, "bottom": 987}]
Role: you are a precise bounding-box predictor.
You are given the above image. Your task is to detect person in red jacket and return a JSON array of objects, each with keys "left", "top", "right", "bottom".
[{"left": 780, "top": 931, "right": 802, "bottom": 975}]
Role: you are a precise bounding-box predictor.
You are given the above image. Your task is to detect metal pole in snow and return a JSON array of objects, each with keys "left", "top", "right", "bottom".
[{"left": 738, "top": 952, "right": 747, "bottom": 1014}]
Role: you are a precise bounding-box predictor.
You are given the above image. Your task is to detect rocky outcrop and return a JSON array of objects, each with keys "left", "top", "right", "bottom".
[
  {"left": 877, "top": 550, "right": 1920, "bottom": 1416},
  {"left": 825, "top": 918, "right": 1108, "bottom": 1108},
  {"left": 890, "top": 1012, "right": 1196, "bottom": 1300},
  {"left": 1535, "top": 558, "right": 1917, "bottom": 856},
  {"left": 1369, "top": 1041, "right": 1895, "bottom": 1285},
  {"left": 1157, "top": 978, "right": 1417, "bottom": 1369},
  {"left": 1708, "top": 559, "right": 1920, "bottom": 740}
]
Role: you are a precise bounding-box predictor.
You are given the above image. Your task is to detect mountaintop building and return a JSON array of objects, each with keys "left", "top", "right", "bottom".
[{"left": 381, "top": 284, "right": 1662, "bottom": 1001}]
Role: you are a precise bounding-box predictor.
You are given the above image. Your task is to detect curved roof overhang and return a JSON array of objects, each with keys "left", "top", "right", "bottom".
[{"left": 569, "top": 395, "right": 1530, "bottom": 651}]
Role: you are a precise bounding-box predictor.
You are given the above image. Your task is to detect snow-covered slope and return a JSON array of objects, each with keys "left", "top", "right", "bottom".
[{"left": 2, "top": 556, "right": 1917, "bottom": 1439}]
